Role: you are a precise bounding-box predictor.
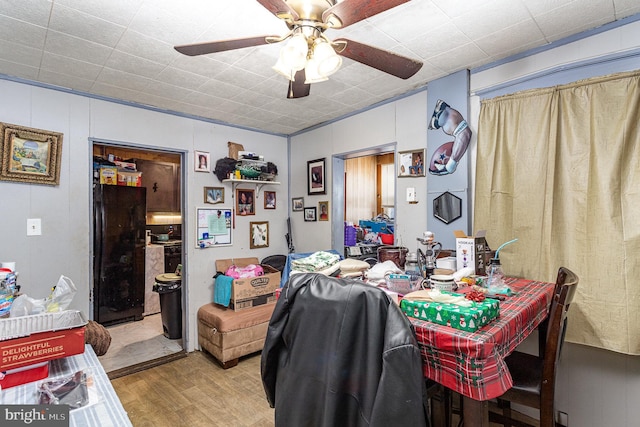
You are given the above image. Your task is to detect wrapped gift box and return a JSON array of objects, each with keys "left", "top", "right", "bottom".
[{"left": 401, "top": 293, "right": 500, "bottom": 332}]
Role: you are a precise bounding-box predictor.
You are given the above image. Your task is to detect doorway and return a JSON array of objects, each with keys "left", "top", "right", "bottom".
[
  {"left": 91, "top": 140, "right": 186, "bottom": 376},
  {"left": 331, "top": 143, "right": 396, "bottom": 255}
]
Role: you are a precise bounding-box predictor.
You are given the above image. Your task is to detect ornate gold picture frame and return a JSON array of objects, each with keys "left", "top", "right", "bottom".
[{"left": 0, "top": 122, "right": 63, "bottom": 185}]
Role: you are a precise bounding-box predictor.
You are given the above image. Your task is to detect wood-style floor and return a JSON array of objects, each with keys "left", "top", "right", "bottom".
[
  {"left": 111, "top": 350, "right": 539, "bottom": 427},
  {"left": 111, "top": 351, "right": 274, "bottom": 427}
]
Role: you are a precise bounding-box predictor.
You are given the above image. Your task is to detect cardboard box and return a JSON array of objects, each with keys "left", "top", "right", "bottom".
[
  {"left": 400, "top": 294, "right": 500, "bottom": 332},
  {"left": 0, "top": 327, "right": 86, "bottom": 371},
  {"left": 117, "top": 170, "right": 142, "bottom": 187},
  {"left": 99, "top": 166, "right": 117, "bottom": 185},
  {"left": 114, "top": 160, "right": 137, "bottom": 171},
  {"left": 215, "top": 258, "right": 280, "bottom": 312},
  {"left": 454, "top": 230, "right": 490, "bottom": 275},
  {"left": 0, "top": 361, "right": 49, "bottom": 389},
  {"left": 229, "top": 292, "right": 277, "bottom": 311}
]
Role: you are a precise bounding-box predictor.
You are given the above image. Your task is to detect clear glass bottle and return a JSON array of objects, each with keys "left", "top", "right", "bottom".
[
  {"left": 404, "top": 252, "right": 420, "bottom": 275},
  {"left": 486, "top": 258, "right": 504, "bottom": 289}
]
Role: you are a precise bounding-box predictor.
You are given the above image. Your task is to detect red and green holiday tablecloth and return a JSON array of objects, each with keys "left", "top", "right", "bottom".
[{"left": 409, "top": 277, "right": 555, "bottom": 401}]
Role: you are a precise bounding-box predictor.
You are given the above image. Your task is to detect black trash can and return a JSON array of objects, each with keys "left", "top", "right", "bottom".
[{"left": 153, "top": 273, "right": 182, "bottom": 339}]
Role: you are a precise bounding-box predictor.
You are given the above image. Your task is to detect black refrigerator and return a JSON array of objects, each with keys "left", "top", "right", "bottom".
[{"left": 93, "top": 184, "right": 147, "bottom": 326}]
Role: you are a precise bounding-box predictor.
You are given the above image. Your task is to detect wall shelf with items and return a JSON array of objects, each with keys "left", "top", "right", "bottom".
[{"left": 222, "top": 178, "right": 280, "bottom": 198}]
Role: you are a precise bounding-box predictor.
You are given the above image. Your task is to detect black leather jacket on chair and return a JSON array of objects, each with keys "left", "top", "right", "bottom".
[{"left": 261, "top": 273, "right": 429, "bottom": 427}]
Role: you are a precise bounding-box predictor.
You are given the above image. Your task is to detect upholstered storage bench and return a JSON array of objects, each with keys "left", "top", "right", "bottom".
[{"left": 197, "top": 302, "right": 275, "bottom": 369}]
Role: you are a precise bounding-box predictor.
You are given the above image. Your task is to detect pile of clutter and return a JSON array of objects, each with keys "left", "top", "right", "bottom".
[
  {"left": 0, "top": 262, "right": 19, "bottom": 318},
  {"left": 213, "top": 151, "right": 278, "bottom": 182}
]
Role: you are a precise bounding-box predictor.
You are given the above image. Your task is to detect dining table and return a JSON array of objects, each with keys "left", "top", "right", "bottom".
[
  {"left": 408, "top": 277, "right": 556, "bottom": 427},
  {"left": 2, "top": 344, "right": 133, "bottom": 427}
]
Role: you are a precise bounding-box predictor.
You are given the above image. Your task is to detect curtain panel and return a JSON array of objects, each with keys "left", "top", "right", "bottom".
[
  {"left": 345, "top": 156, "right": 377, "bottom": 224},
  {"left": 475, "top": 70, "right": 640, "bottom": 355}
]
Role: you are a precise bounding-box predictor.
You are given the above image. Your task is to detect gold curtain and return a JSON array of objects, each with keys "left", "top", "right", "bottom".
[
  {"left": 345, "top": 156, "right": 377, "bottom": 224},
  {"left": 475, "top": 70, "right": 640, "bottom": 355}
]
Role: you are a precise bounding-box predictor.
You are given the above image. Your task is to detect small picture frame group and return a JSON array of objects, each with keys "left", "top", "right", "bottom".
[{"left": 304, "top": 207, "right": 317, "bottom": 222}]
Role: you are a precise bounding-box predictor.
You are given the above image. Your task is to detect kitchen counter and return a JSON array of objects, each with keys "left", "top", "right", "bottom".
[{"left": 144, "top": 244, "right": 164, "bottom": 315}]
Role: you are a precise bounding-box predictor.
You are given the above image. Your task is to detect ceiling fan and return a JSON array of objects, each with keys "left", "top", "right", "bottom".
[{"left": 174, "top": 0, "right": 423, "bottom": 98}]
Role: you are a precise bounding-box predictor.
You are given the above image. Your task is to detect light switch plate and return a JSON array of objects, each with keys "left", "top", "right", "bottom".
[
  {"left": 27, "top": 218, "right": 42, "bottom": 236},
  {"left": 406, "top": 187, "right": 417, "bottom": 203}
]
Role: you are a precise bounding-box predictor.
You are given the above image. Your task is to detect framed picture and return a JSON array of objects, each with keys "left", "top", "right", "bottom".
[
  {"left": 307, "top": 157, "right": 326, "bottom": 195},
  {"left": 264, "top": 191, "right": 276, "bottom": 209},
  {"left": 195, "top": 150, "right": 210, "bottom": 172},
  {"left": 0, "top": 122, "right": 63, "bottom": 185},
  {"left": 204, "top": 186, "right": 224, "bottom": 204},
  {"left": 250, "top": 221, "right": 269, "bottom": 249},
  {"left": 318, "top": 201, "right": 329, "bottom": 221},
  {"left": 236, "top": 188, "right": 255, "bottom": 216},
  {"left": 304, "top": 207, "right": 317, "bottom": 222},
  {"left": 398, "top": 149, "right": 425, "bottom": 177},
  {"left": 292, "top": 197, "right": 304, "bottom": 212}
]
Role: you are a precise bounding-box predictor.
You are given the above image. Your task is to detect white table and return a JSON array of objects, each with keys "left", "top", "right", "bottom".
[{"left": 2, "top": 344, "right": 133, "bottom": 427}]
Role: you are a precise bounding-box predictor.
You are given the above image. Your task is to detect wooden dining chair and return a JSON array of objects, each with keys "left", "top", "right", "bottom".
[{"left": 489, "top": 267, "right": 579, "bottom": 427}]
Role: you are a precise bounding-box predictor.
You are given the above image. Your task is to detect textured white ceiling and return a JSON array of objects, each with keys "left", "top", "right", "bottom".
[{"left": 1, "top": 0, "right": 639, "bottom": 135}]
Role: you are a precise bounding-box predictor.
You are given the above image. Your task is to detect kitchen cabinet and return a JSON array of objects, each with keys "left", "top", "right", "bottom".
[{"left": 138, "top": 160, "right": 181, "bottom": 212}]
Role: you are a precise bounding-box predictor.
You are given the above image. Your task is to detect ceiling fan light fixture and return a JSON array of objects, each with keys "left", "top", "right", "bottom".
[
  {"left": 272, "top": 57, "right": 296, "bottom": 81},
  {"left": 313, "top": 39, "right": 342, "bottom": 77},
  {"left": 303, "top": 58, "right": 329, "bottom": 84},
  {"left": 280, "top": 33, "right": 309, "bottom": 71}
]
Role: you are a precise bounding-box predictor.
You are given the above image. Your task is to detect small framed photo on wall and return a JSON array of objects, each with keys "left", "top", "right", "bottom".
[
  {"left": 236, "top": 188, "right": 255, "bottom": 216},
  {"left": 292, "top": 197, "right": 304, "bottom": 211},
  {"left": 264, "top": 191, "right": 276, "bottom": 209},
  {"left": 318, "top": 201, "right": 329, "bottom": 221},
  {"left": 398, "top": 149, "right": 425, "bottom": 177},
  {"left": 304, "top": 207, "right": 317, "bottom": 222},
  {"left": 204, "top": 187, "right": 224, "bottom": 204},
  {"left": 250, "top": 221, "right": 269, "bottom": 249},
  {"left": 195, "top": 150, "right": 210, "bottom": 172},
  {"left": 307, "top": 158, "right": 326, "bottom": 195}
]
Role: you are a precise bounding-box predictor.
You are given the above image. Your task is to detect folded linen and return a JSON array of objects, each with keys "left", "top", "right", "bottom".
[{"left": 290, "top": 251, "right": 341, "bottom": 272}]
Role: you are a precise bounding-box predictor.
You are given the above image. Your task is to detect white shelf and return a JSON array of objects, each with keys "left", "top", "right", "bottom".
[{"left": 222, "top": 178, "right": 280, "bottom": 198}]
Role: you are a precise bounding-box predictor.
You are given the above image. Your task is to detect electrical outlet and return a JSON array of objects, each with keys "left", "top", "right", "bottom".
[
  {"left": 27, "top": 218, "right": 42, "bottom": 236},
  {"left": 557, "top": 411, "right": 568, "bottom": 426}
]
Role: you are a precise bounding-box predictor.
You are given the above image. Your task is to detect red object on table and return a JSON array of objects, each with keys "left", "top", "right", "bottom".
[
  {"left": 410, "top": 277, "right": 555, "bottom": 401},
  {"left": 0, "top": 327, "right": 86, "bottom": 371}
]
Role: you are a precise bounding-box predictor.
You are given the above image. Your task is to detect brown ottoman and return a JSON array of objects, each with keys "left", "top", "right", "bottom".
[{"left": 197, "top": 303, "right": 275, "bottom": 369}]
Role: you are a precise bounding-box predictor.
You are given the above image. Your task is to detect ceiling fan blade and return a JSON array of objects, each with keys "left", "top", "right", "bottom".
[
  {"left": 257, "top": 0, "right": 300, "bottom": 20},
  {"left": 323, "top": 0, "right": 410, "bottom": 29},
  {"left": 334, "top": 38, "right": 422, "bottom": 79},
  {"left": 175, "top": 36, "right": 274, "bottom": 56},
  {"left": 287, "top": 70, "right": 311, "bottom": 99}
]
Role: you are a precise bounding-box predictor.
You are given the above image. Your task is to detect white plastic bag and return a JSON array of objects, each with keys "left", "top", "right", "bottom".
[
  {"left": 9, "top": 294, "right": 47, "bottom": 317},
  {"left": 45, "top": 275, "right": 78, "bottom": 313}
]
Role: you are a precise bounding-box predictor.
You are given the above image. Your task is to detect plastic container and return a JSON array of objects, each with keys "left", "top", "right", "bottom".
[
  {"left": 385, "top": 273, "right": 423, "bottom": 295},
  {"left": 379, "top": 233, "right": 394, "bottom": 245},
  {"left": 344, "top": 224, "right": 357, "bottom": 246}
]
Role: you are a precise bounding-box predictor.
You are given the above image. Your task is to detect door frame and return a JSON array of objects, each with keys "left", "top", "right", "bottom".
[
  {"left": 89, "top": 138, "right": 188, "bottom": 348},
  {"left": 331, "top": 142, "right": 397, "bottom": 255}
]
